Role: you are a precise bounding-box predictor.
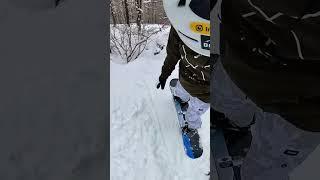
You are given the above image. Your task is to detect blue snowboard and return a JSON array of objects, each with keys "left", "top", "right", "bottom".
[{"left": 169, "top": 79, "right": 203, "bottom": 159}]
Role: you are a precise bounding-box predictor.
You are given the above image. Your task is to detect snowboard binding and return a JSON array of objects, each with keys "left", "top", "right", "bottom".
[{"left": 211, "top": 108, "right": 253, "bottom": 180}]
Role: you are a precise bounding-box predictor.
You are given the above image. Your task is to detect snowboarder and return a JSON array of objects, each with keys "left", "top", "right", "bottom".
[
  {"left": 213, "top": 0, "right": 320, "bottom": 179},
  {"left": 157, "top": 0, "right": 213, "bottom": 146}
]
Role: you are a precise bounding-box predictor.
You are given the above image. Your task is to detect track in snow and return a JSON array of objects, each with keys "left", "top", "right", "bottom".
[{"left": 110, "top": 28, "right": 210, "bottom": 180}]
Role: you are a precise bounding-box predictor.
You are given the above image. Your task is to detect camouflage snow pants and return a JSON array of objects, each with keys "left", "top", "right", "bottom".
[{"left": 172, "top": 80, "right": 210, "bottom": 129}]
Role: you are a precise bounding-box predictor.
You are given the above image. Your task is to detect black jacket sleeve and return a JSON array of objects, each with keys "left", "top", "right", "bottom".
[{"left": 160, "top": 27, "right": 181, "bottom": 79}]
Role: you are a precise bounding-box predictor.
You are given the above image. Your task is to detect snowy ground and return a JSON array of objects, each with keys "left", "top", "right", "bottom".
[{"left": 110, "top": 27, "right": 210, "bottom": 180}]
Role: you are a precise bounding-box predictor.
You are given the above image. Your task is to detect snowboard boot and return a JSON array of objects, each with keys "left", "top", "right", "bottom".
[
  {"left": 211, "top": 108, "right": 252, "bottom": 159},
  {"left": 181, "top": 124, "right": 203, "bottom": 158},
  {"left": 182, "top": 125, "right": 198, "bottom": 136},
  {"left": 211, "top": 108, "right": 253, "bottom": 180},
  {"left": 173, "top": 96, "right": 189, "bottom": 111}
]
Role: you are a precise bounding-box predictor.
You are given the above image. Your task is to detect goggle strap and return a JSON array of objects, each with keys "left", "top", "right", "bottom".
[{"left": 178, "top": 0, "right": 186, "bottom": 7}]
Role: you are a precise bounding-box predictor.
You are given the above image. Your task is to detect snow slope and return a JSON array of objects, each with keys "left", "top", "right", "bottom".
[{"left": 110, "top": 27, "right": 210, "bottom": 180}]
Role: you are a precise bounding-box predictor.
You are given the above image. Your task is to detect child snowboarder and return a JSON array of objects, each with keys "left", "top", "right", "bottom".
[{"left": 157, "top": 0, "right": 214, "bottom": 151}]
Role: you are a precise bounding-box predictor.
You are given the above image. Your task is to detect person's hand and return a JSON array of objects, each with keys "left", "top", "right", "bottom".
[{"left": 156, "top": 75, "right": 167, "bottom": 89}]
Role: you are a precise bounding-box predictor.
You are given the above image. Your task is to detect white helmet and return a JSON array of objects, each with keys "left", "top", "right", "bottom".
[{"left": 163, "top": 0, "right": 212, "bottom": 57}]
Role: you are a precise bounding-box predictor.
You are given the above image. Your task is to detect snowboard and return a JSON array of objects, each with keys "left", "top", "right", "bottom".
[{"left": 169, "top": 78, "right": 203, "bottom": 159}]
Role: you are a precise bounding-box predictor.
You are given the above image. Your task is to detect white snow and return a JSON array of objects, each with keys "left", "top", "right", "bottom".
[{"left": 110, "top": 27, "right": 210, "bottom": 180}]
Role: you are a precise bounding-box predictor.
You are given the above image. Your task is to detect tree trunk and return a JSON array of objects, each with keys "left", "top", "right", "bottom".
[
  {"left": 110, "top": 0, "right": 117, "bottom": 26},
  {"left": 123, "top": 0, "right": 130, "bottom": 26},
  {"left": 152, "top": 0, "right": 156, "bottom": 24},
  {"left": 136, "top": 0, "right": 142, "bottom": 32}
]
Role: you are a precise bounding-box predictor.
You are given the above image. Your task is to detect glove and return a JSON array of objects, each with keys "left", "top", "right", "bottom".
[{"left": 156, "top": 75, "right": 167, "bottom": 89}]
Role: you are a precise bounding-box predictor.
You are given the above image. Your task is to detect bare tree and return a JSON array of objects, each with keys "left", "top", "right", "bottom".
[
  {"left": 110, "top": 0, "right": 169, "bottom": 62},
  {"left": 123, "top": 0, "right": 130, "bottom": 26},
  {"left": 110, "top": 0, "right": 166, "bottom": 25},
  {"left": 110, "top": 24, "right": 167, "bottom": 63},
  {"left": 110, "top": 0, "right": 117, "bottom": 26},
  {"left": 136, "top": 0, "right": 142, "bottom": 32}
]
